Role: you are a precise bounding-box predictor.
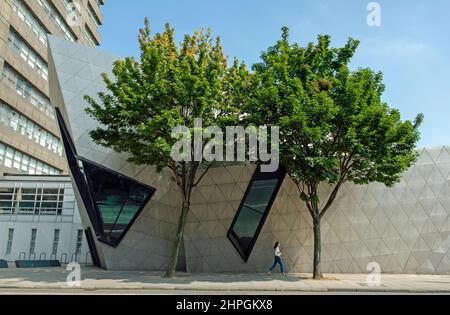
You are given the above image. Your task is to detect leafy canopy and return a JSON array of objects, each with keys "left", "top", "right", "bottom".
[
  {"left": 85, "top": 19, "right": 249, "bottom": 172},
  {"left": 245, "top": 28, "right": 423, "bottom": 212}
]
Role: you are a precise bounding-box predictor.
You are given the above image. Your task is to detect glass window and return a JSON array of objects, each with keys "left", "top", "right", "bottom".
[
  {"left": 6, "top": 229, "right": 14, "bottom": 255},
  {"left": 12, "top": 0, "right": 47, "bottom": 45},
  {"left": 7, "top": 30, "right": 49, "bottom": 80},
  {"left": 75, "top": 229, "right": 83, "bottom": 255},
  {"left": 29, "top": 229, "right": 37, "bottom": 255},
  {"left": 84, "top": 27, "right": 98, "bottom": 47},
  {"left": 52, "top": 229, "right": 60, "bottom": 256},
  {"left": 81, "top": 159, "right": 154, "bottom": 245},
  {"left": 1, "top": 64, "right": 55, "bottom": 120},
  {"left": 56, "top": 108, "right": 155, "bottom": 247},
  {"left": 228, "top": 166, "right": 286, "bottom": 262},
  {"left": 0, "top": 141, "right": 61, "bottom": 175},
  {"left": 36, "top": 0, "right": 76, "bottom": 41}
]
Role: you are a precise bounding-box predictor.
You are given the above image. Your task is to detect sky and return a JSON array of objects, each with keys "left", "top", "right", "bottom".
[{"left": 98, "top": 0, "right": 450, "bottom": 148}]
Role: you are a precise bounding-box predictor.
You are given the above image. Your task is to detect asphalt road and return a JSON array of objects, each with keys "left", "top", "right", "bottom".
[{"left": 0, "top": 288, "right": 448, "bottom": 295}]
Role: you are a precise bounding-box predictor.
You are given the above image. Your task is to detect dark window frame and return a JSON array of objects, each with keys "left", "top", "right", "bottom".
[
  {"left": 79, "top": 156, "right": 155, "bottom": 247},
  {"left": 227, "top": 165, "right": 286, "bottom": 262},
  {"left": 55, "top": 108, "right": 155, "bottom": 248},
  {"left": 85, "top": 228, "right": 101, "bottom": 267}
]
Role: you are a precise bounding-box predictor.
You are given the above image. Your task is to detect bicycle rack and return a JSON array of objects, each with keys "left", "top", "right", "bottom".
[
  {"left": 39, "top": 253, "right": 47, "bottom": 261},
  {"left": 28, "top": 253, "right": 36, "bottom": 261},
  {"left": 50, "top": 253, "right": 57, "bottom": 261},
  {"left": 70, "top": 253, "right": 78, "bottom": 263},
  {"left": 18, "top": 252, "right": 26, "bottom": 261},
  {"left": 60, "top": 253, "right": 68, "bottom": 264}
]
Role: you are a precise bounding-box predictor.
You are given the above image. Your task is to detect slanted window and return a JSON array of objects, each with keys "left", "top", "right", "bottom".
[
  {"left": 55, "top": 108, "right": 155, "bottom": 247},
  {"left": 228, "top": 166, "right": 286, "bottom": 262},
  {"left": 80, "top": 159, "right": 154, "bottom": 245}
]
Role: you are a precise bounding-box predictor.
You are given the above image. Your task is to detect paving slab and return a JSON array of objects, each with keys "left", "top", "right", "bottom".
[{"left": 0, "top": 267, "right": 449, "bottom": 293}]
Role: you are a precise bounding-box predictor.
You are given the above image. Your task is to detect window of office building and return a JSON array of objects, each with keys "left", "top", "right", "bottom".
[
  {"left": 29, "top": 228, "right": 37, "bottom": 255},
  {"left": 0, "top": 102, "right": 63, "bottom": 156},
  {"left": 36, "top": 0, "right": 76, "bottom": 42},
  {"left": 75, "top": 229, "right": 83, "bottom": 255},
  {"left": 12, "top": 0, "right": 48, "bottom": 46},
  {"left": 19, "top": 188, "right": 64, "bottom": 215},
  {"left": 228, "top": 166, "right": 286, "bottom": 262},
  {"left": 0, "top": 186, "right": 69, "bottom": 216},
  {"left": 0, "top": 142, "right": 61, "bottom": 176},
  {"left": 7, "top": 30, "right": 49, "bottom": 80},
  {"left": 6, "top": 229, "right": 14, "bottom": 255},
  {"left": 83, "top": 26, "right": 98, "bottom": 47},
  {"left": 1, "top": 64, "right": 55, "bottom": 120},
  {"left": 0, "top": 188, "right": 16, "bottom": 215},
  {"left": 52, "top": 229, "right": 60, "bottom": 256},
  {"left": 87, "top": 2, "right": 101, "bottom": 27}
]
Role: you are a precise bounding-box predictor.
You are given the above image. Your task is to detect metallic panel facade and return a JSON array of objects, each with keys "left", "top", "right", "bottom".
[{"left": 48, "top": 37, "right": 450, "bottom": 274}]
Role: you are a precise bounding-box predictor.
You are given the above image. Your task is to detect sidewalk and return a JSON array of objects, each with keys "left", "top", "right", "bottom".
[{"left": 0, "top": 267, "right": 449, "bottom": 293}]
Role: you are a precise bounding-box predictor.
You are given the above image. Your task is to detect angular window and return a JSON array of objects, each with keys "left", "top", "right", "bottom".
[
  {"left": 228, "top": 166, "right": 286, "bottom": 262},
  {"left": 55, "top": 108, "right": 155, "bottom": 247},
  {"left": 80, "top": 159, "right": 154, "bottom": 245}
]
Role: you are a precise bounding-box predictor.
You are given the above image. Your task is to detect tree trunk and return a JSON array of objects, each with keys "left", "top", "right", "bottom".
[
  {"left": 313, "top": 216, "right": 322, "bottom": 280},
  {"left": 164, "top": 200, "right": 189, "bottom": 278}
]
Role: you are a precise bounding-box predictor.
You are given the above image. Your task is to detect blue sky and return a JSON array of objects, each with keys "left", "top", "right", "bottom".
[{"left": 99, "top": 0, "right": 450, "bottom": 148}]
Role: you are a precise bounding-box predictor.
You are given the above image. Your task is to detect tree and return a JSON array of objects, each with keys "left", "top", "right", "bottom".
[
  {"left": 245, "top": 28, "right": 423, "bottom": 280},
  {"left": 85, "top": 19, "right": 249, "bottom": 278}
]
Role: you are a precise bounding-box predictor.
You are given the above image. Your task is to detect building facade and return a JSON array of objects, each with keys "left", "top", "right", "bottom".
[
  {"left": 48, "top": 36, "right": 450, "bottom": 275},
  {"left": 0, "top": 0, "right": 104, "bottom": 266},
  {"left": 0, "top": 0, "right": 104, "bottom": 177},
  {"left": 0, "top": 174, "right": 90, "bottom": 264}
]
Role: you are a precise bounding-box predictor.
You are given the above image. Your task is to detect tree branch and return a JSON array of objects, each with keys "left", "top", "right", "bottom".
[
  {"left": 295, "top": 180, "right": 315, "bottom": 219},
  {"left": 319, "top": 181, "right": 343, "bottom": 219},
  {"left": 319, "top": 153, "right": 355, "bottom": 219},
  {"left": 192, "top": 162, "right": 214, "bottom": 187}
]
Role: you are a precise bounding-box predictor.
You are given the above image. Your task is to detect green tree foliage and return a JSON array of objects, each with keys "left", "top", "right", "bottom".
[
  {"left": 85, "top": 19, "right": 249, "bottom": 278},
  {"left": 245, "top": 27, "right": 423, "bottom": 279}
]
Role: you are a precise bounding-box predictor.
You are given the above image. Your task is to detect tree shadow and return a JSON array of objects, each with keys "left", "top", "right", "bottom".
[{"left": 0, "top": 267, "right": 310, "bottom": 286}]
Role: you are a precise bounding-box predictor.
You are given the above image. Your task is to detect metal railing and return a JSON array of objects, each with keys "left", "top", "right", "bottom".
[
  {"left": 0, "top": 206, "right": 75, "bottom": 223},
  {"left": 14, "top": 251, "right": 93, "bottom": 266}
]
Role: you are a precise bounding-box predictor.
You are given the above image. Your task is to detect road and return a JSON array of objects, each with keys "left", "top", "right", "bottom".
[{"left": 0, "top": 288, "right": 447, "bottom": 295}]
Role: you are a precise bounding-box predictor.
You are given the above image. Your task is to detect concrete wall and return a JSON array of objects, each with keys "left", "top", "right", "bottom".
[
  {"left": 0, "top": 221, "right": 89, "bottom": 262},
  {"left": 0, "top": 175, "right": 91, "bottom": 263},
  {"left": 185, "top": 147, "right": 450, "bottom": 274}
]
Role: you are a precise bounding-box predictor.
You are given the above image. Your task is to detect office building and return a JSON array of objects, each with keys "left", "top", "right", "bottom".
[
  {"left": 0, "top": 0, "right": 104, "bottom": 265},
  {"left": 0, "top": 0, "right": 104, "bottom": 176}
]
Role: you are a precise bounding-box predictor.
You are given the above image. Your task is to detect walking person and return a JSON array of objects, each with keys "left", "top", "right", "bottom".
[{"left": 268, "top": 242, "right": 286, "bottom": 276}]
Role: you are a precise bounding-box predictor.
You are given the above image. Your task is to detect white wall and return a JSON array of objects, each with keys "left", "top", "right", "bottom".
[
  {"left": 0, "top": 221, "right": 90, "bottom": 262},
  {"left": 0, "top": 175, "right": 91, "bottom": 263}
]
